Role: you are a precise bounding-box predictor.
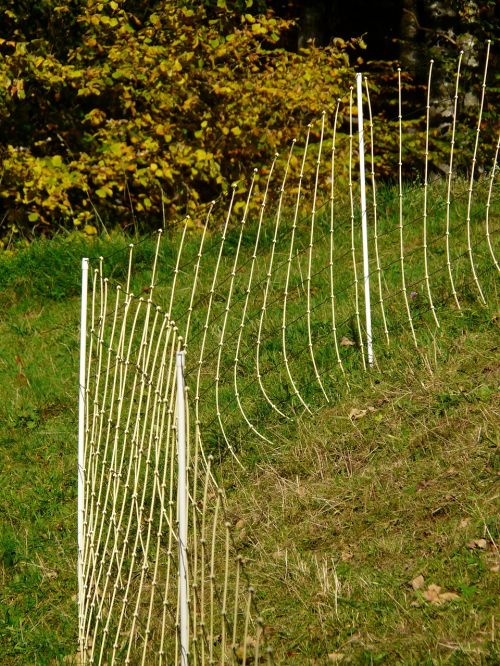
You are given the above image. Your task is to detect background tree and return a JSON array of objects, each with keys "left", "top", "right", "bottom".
[{"left": 0, "top": 0, "right": 497, "bottom": 240}]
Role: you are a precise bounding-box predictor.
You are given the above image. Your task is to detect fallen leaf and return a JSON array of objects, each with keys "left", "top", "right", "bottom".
[
  {"left": 328, "top": 652, "right": 345, "bottom": 662},
  {"left": 422, "top": 583, "right": 459, "bottom": 605},
  {"left": 340, "top": 336, "right": 355, "bottom": 347},
  {"left": 349, "top": 408, "right": 367, "bottom": 420},
  {"left": 349, "top": 406, "right": 376, "bottom": 421},
  {"left": 234, "top": 518, "right": 245, "bottom": 530},
  {"left": 466, "top": 538, "right": 488, "bottom": 550},
  {"left": 438, "top": 591, "right": 461, "bottom": 602},
  {"left": 411, "top": 574, "right": 425, "bottom": 590}
]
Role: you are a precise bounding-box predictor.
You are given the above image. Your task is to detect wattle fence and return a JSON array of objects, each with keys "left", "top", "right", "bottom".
[{"left": 77, "top": 50, "right": 498, "bottom": 664}]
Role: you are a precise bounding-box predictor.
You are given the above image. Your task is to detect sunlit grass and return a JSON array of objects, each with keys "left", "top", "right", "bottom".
[{"left": 0, "top": 177, "right": 498, "bottom": 664}]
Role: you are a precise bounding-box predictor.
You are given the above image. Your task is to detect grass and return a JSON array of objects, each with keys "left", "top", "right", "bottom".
[{"left": 0, "top": 176, "right": 498, "bottom": 664}]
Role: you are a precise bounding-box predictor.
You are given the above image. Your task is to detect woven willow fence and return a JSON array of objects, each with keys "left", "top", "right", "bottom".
[{"left": 78, "top": 50, "right": 498, "bottom": 664}]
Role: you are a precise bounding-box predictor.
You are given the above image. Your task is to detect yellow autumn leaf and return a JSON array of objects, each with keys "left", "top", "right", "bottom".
[
  {"left": 84, "top": 225, "right": 98, "bottom": 236},
  {"left": 422, "top": 584, "right": 460, "bottom": 605}
]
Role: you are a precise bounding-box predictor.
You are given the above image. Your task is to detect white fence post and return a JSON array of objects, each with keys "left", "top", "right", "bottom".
[
  {"left": 356, "top": 73, "right": 374, "bottom": 367},
  {"left": 78, "top": 257, "right": 89, "bottom": 655},
  {"left": 176, "top": 350, "right": 189, "bottom": 665}
]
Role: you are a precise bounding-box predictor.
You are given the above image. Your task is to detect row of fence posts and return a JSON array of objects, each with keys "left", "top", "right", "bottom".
[{"left": 77, "top": 73, "right": 373, "bottom": 664}]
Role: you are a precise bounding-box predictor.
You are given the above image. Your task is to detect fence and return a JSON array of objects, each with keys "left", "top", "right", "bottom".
[{"left": 78, "top": 50, "right": 498, "bottom": 663}]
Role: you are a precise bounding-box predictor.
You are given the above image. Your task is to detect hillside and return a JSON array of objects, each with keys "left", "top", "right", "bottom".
[{"left": 0, "top": 175, "right": 499, "bottom": 663}]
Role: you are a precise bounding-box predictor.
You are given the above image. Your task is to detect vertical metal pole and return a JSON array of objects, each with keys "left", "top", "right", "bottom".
[
  {"left": 176, "top": 350, "right": 189, "bottom": 665},
  {"left": 78, "top": 257, "right": 89, "bottom": 653},
  {"left": 356, "top": 73, "right": 373, "bottom": 367}
]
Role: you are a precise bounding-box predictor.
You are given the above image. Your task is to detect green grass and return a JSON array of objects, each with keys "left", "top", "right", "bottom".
[{"left": 0, "top": 177, "right": 498, "bottom": 664}]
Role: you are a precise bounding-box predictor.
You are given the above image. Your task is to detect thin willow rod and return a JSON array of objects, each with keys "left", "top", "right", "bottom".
[
  {"left": 208, "top": 492, "right": 221, "bottom": 664},
  {"left": 349, "top": 87, "right": 367, "bottom": 369},
  {"left": 184, "top": 204, "right": 213, "bottom": 346},
  {"left": 465, "top": 40, "right": 491, "bottom": 305},
  {"left": 254, "top": 145, "right": 294, "bottom": 420},
  {"left": 126, "top": 243, "right": 133, "bottom": 294},
  {"left": 167, "top": 218, "right": 189, "bottom": 317},
  {"left": 397, "top": 68, "right": 418, "bottom": 348},
  {"left": 141, "top": 319, "right": 179, "bottom": 665},
  {"left": 231, "top": 555, "right": 242, "bottom": 656},
  {"left": 446, "top": 51, "right": 464, "bottom": 309},
  {"left": 187, "top": 412, "right": 203, "bottom": 665},
  {"left": 254, "top": 617, "right": 263, "bottom": 666},
  {"left": 215, "top": 170, "right": 268, "bottom": 455},
  {"left": 199, "top": 454, "right": 212, "bottom": 664},
  {"left": 307, "top": 110, "right": 330, "bottom": 400},
  {"left": 89, "top": 298, "right": 164, "bottom": 661},
  {"left": 241, "top": 587, "right": 254, "bottom": 665},
  {"left": 364, "top": 78, "right": 390, "bottom": 345},
  {"left": 485, "top": 135, "right": 500, "bottom": 272},
  {"left": 158, "top": 341, "right": 183, "bottom": 664},
  {"left": 123, "top": 312, "right": 174, "bottom": 663},
  {"left": 282, "top": 123, "right": 313, "bottom": 414},
  {"left": 83, "top": 270, "right": 103, "bottom": 567},
  {"left": 422, "top": 60, "right": 440, "bottom": 328},
  {"left": 330, "top": 98, "right": 348, "bottom": 375},
  {"left": 194, "top": 186, "right": 237, "bottom": 475},
  {"left": 220, "top": 521, "right": 231, "bottom": 665}
]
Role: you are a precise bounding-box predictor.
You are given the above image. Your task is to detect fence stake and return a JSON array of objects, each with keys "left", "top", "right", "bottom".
[
  {"left": 176, "top": 350, "right": 189, "bottom": 665},
  {"left": 356, "top": 73, "right": 373, "bottom": 366},
  {"left": 78, "top": 257, "right": 89, "bottom": 656}
]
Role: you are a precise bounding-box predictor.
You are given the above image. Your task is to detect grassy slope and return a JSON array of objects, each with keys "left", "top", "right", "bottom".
[{"left": 0, "top": 181, "right": 499, "bottom": 664}]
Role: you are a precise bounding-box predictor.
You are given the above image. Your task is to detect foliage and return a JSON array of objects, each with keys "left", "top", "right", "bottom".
[{"left": 0, "top": 0, "right": 360, "bottom": 239}]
